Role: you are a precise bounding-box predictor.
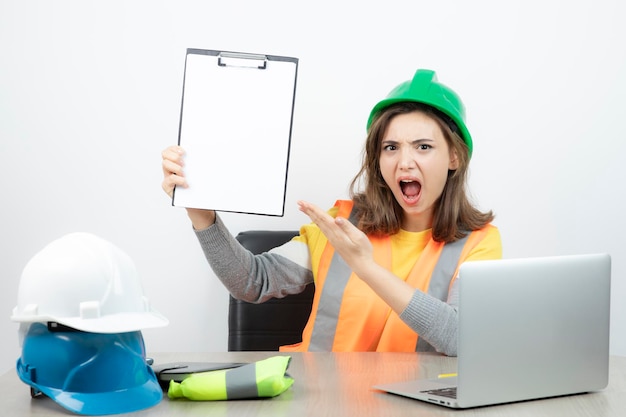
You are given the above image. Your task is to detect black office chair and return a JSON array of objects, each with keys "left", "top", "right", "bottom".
[{"left": 228, "top": 230, "right": 315, "bottom": 351}]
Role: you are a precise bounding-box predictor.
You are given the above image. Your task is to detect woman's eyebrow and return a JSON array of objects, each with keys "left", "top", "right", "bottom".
[
  {"left": 382, "top": 138, "right": 435, "bottom": 145},
  {"left": 412, "top": 138, "right": 435, "bottom": 144}
]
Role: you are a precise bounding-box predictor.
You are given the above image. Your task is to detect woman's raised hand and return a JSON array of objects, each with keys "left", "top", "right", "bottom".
[{"left": 161, "top": 145, "right": 216, "bottom": 230}]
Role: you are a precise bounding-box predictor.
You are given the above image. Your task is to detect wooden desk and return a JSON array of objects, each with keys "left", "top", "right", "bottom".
[{"left": 2, "top": 352, "right": 625, "bottom": 416}]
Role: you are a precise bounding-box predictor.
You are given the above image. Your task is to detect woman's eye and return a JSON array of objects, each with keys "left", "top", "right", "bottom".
[
  {"left": 418, "top": 144, "right": 432, "bottom": 150},
  {"left": 383, "top": 144, "right": 397, "bottom": 151}
]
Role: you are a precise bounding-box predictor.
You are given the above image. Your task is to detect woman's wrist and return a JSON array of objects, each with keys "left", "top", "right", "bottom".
[{"left": 186, "top": 208, "right": 216, "bottom": 231}]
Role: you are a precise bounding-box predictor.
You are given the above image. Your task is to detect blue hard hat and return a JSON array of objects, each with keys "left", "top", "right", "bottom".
[{"left": 16, "top": 323, "right": 162, "bottom": 416}]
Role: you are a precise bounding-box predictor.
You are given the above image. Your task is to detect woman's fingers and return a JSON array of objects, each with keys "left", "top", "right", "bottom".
[
  {"left": 161, "top": 146, "right": 184, "bottom": 170},
  {"left": 334, "top": 216, "right": 367, "bottom": 246},
  {"left": 161, "top": 146, "right": 187, "bottom": 197},
  {"left": 297, "top": 200, "right": 341, "bottom": 239},
  {"left": 297, "top": 200, "right": 371, "bottom": 257}
]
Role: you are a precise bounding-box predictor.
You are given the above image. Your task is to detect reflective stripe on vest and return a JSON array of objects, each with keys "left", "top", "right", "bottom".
[
  {"left": 415, "top": 234, "right": 468, "bottom": 352},
  {"left": 309, "top": 248, "right": 352, "bottom": 351}
]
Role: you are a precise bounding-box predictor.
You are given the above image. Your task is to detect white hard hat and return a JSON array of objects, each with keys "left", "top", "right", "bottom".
[{"left": 11, "top": 232, "right": 168, "bottom": 333}]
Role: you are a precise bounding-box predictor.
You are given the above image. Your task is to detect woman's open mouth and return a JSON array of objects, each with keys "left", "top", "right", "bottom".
[{"left": 400, "top": 179, "right": 421, "bottom": 204}]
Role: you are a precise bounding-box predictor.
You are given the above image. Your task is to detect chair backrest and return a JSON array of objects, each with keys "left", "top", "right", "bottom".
[{"left": 228, "top": 230, "right": 315, "bottom": 351}]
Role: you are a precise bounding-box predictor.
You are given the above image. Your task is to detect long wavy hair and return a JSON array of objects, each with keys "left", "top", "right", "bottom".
[{"left": 349, "top": 102, "right": 494, "bottom": 243}]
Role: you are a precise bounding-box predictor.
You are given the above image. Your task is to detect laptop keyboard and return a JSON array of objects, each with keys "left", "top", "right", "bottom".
[{"left": 421, "top": 387, "right": 457, "bottom": 399}]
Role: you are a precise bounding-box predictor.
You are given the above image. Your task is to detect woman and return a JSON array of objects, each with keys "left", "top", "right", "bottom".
[{"left": 161, "top": 69, "right": 502, "bottom": 356}]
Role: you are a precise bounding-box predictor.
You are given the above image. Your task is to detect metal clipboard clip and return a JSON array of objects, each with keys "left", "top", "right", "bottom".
[{"left": 217, "top": 52, "right": 267, "bottom": 69}]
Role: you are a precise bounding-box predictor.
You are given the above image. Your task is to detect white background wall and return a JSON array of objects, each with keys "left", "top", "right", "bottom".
[{"left": 1, "top": 0, "right": 625, "bottom": 373}]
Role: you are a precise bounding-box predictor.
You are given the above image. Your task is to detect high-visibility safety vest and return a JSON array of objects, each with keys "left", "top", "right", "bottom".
[
  {"left": 168, "top": 356, "right": 293, "bottom": 401},
  {"left": 281, "top": 200, "right": 492, "bottom": 352}
]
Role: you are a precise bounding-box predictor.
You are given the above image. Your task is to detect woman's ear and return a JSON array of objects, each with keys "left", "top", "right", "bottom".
[{"left": 449, "top": 149, "right": 460, "bottom": 170}]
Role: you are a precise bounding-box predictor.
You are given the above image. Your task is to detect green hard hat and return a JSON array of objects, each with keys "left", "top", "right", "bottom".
[{"left": 367, "top": 69, "right": 473, "bottom": 157}]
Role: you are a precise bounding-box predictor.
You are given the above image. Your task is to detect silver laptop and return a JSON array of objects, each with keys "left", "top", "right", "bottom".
[{"left": 374, "top": 253, "right": 611, "bottom": 409}]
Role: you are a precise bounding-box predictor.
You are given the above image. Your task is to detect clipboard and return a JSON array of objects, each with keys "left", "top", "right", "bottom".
[{"left": 172, "top": 49, "right": 299, "bottom": 216}]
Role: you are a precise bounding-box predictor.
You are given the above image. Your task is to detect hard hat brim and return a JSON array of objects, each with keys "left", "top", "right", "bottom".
[
  {"left": 11, "top": 309, "right": 169, "bottom": 333},
  {"left": 20, "top": 370, "right": 163, "bottom": 415}
]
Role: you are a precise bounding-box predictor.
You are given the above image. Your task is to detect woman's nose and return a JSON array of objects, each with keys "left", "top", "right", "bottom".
[{"left": 398, "top": 148, "right": 416, "bottom": 170}]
